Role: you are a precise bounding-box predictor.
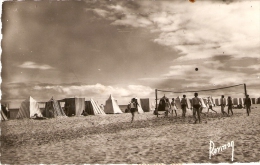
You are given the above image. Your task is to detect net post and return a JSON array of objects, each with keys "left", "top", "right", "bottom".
[
  {"left": 155, "top": 89, "right": 158, "bottom": 117},
  {"left": 244, "top": 83, "right": 247, "bottom": 97}
]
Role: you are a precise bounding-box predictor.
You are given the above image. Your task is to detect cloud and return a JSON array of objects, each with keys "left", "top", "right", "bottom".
[
  {"left": 33, "top": 83, "right": 153, "bottom": 98},
  {"left": 87, "top": 1, "right": 260, "bottom": 94},
  {"left": 248, "top": 65, "right": 260, "bottom": 70},
  {"left": 87, "top": 8, "right": 109, "bottom": 17},
  {"left": 2, "top": 82, "right": 154, "bottom": 105},
  {"left": 18, "top": 61, "right": 54, "bottom": 70},
  {"left": 92, "top": 1, "right": 259, "bottom": 61}
]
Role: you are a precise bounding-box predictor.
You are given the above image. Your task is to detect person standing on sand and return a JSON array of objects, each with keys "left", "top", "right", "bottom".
[
  {"left": 191, "top": 93, "right": 202, "bottom": 124},
  {"left": 244, "top": 95, "right": 251, "bottom": 116},
  {"left": 165, "top": 98, "right": 171, "bottom": 117},
  {"left": 170, "top": 98, "right": 178, "bottom": 117},
  {"left": 227, "top": 96, "right": 233, "bottom": 116},
  {"left": 130, "top": 98, "right": 138, "bottom": 123},
  {"left": 220, "top": 95, "right": 229, "bottom": 116},
  {"left": 181, "top": 95, "right": 188, "bottom": 118},
  {"left": 207, "top": 97, "right": 217, "bottom": 114}
]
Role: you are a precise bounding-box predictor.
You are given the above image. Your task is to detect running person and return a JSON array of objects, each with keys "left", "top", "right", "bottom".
[
  {"left": 244, "top": 95, "right": 251, "bottom": 116},
  {"left": 191, "top": 93, "right": 202, "bottom": 124},
  {"left": 207, "top": 97, "right": 217, "bottom": 114},
  {"left": 227, "top": 96, "right": 233, "bottom": 116}
]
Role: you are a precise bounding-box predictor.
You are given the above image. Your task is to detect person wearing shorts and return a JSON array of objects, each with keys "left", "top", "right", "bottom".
[
  {"left": 130, "top": 98, "right": 137, "bottom": 123},
  {"left": 170, "top": 98, "right": 178, "bottom": 117},
  {"left": 191, "top": 93, "right": 202, "bottom": 124}
]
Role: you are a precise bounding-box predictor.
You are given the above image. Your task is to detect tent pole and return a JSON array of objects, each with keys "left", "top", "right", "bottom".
[
  {"left": 244, "top": 83, "right": 247, "bottom": 97},
  {"left": 155, "top": 89, "right": 158, "bottom": 117}
]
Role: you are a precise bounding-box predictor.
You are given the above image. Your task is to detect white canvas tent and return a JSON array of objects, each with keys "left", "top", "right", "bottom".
[
  {"left": 1, "top": 110, "right": 8, "bottom": 121},
  {"left": 199, "top": 98, "right": 207, "bottom": 108},
  {"left": 85, "top": 98, "right": 106, "bottom": 115},
  {"left": 16, "top": 96, "right": 43, "bottom": 118},
  {"left": 104, "top": 95, "right": 123, "bottom": 114},
  {"left": 210, "top": 97, "right": 216, "bottom": 106},
  {"left": 135, "top": 98, "right": 144, "bottom": 114},
  {"left": 239, "top": 98, "right": 244, "bottom": 105}
]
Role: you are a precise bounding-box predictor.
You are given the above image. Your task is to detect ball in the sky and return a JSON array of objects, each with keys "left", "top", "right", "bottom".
[{"left": 195, "top": 68, "right": 198, "bottom": 71}]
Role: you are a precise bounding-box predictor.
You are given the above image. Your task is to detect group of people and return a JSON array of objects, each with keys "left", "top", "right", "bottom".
[
  {"left": 129, "top": 94, "right": 252, "bottom": 123},
  {"left": 157, "top": 93, "right": 252, "bottom": 124}
]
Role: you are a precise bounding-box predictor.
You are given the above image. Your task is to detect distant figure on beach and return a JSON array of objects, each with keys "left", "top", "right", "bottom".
[
  {"left": 165, "top": 98, "right": 171, "bottom": 117},
  {"left": 181, "top": 95, "right": 188, "bottom": 117},
  {"left": 191, "top": 93, "right": 202, "bottom": 124},
  {"left": 244, "top": 95, "right": 251, "bottom": 116},
  {"left": 130, "top": 98, "right": 138, "bottom": 123},
  {"left": 207, "top": 97, "right": 217, "bottom": 114},
  {"left": 220, "top": 95, "right": 229, "bottom": 116},
  {"left": 227, "top": 96, "right": 233, "bottom": 116},
  {"left": 32, "top": 113, "right": 46, "bottom": 120},
  {"left": 170, "top": 98, "right": 178, "bottom": 117}
]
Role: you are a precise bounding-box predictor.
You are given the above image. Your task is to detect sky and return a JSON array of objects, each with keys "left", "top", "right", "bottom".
[{"left": 1, "top": 0, "right": 260, "bottom": 107}]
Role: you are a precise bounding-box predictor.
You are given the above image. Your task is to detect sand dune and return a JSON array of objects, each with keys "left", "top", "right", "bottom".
[{"left": 1, "top": 105, "right": 259, "bottom": 164}]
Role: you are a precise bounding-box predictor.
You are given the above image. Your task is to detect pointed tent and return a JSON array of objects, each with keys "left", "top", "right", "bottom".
[
  {"left": 16, "top": 96, "right": 43, "bottom": 118},
  {"left": 85, "top": 98, "right": 106, "bottom": 115},
  {"left": 199, "top": 98, "right": 207, "bottom": 108},
  {"left": 202, "top": 98, "right": 209, "bottom": 108},
  {"left": 135, "top": 98, "right": 144, "bottom": 114},
  {"left": 1, "top": 110, "right": 8, "bottom": 121},
  {"left": 104, "top": 95, "right": 123, "bottom": 114},
  {"left": 43, "top": 97, "right": 66, "bottom": 118},
  {"left": 157, "top": 95, "right": 167, "bottom": 111}
]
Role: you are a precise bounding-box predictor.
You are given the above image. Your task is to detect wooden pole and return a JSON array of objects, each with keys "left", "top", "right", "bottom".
[
  {"left": 244, "top": 83, "right": 247, "bottom": 97},
  {"left": 155, "top": 89, "right": 158, "bottom": 117}
]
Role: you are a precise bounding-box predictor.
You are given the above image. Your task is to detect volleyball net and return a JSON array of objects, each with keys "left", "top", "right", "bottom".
[{"left": 155, "top": 83, "right": 247, "bottom": 110}]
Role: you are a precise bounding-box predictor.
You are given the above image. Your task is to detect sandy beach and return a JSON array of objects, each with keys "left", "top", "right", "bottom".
[{"left": 1, "top": 106, "right": 260, "bottom": 164}]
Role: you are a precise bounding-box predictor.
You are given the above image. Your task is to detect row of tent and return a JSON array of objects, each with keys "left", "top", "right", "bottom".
[
  {"left": 1, "top": 95, "right": 153, "bottom": 120},
  {"left": 158, "top": 96, "right": 260, "bottom": 111}
]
